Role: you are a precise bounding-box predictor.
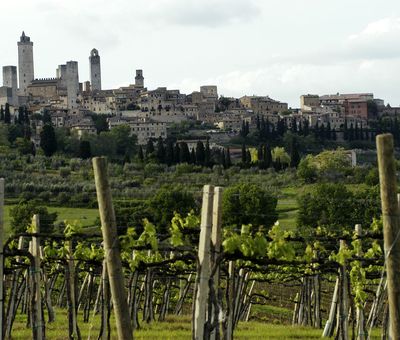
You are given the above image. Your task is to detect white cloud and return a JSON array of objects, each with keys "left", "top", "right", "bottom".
[{"left": 142, "top": 0, "right": 261, "bottom": 28}]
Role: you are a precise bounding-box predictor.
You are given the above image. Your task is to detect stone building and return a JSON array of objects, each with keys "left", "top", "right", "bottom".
[
  {"left": 27, "top": 78, "right": 59, "bottom": 100},
  {"left": 108, "top": 116, "right": 167, "bottom": 145},
  {"left": 240, "top": 95, "right": 288, "bottom": 115},
  {"left": 18, "top": 32, "right": 34, "bottom": 96},
  {"left": 2, "top": 66, "right": 18, "bottom": 106},
  {"left": 66, "top": 61, "right": 79, "bottom": 110},
  {"left": 89, "top": 49, "right": 101, "bottom": 91},
  {"left": 200, "top": 85, "right": 218, "bottom": 102},
  {"left": 300, "top": 94, "right": 319, "bottom": 110},
  {"left": 135, "top": 70, "right": 144, "bottom": 88}
]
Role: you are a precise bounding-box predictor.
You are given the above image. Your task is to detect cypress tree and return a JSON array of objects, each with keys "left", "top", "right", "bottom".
[
  {"left": 138, "top": 146, "right": 144, "bottom": 162},
  {"left": 349, "top": 123, "right": 355, "bottom": 141},
  {"left": 4, "top": 103, "right": 11, "bottom": 124},
  {"left": 145, "top": 139, "right": 155, "bottom": 158},
  {"left": 264, "top": 144, "right": 272, "bottom": 168},
  {"left": 180, "top": 142, "right": 191, "bottom": 163},
  {"left": 289, "top": 139, "right": 300, "bottom": 168},
  {"left": 246, "top": 150, "right": 252, "bottom": 164},
  {"left": 256, "top": 115, "right": 260, "bottom": 130},
  {"left": 205, "top": 138, "right": 211, "bottom": 167},
  {"left": 190, "top": 148, "right": 196, "bottom": 164},
  {"left": 221, "top": 149, "right": 226, "bottom": 169},
  {"left": 156, "top": 137, "right": 165, "bottom": 163},
  {"left": 196, "top": 141, "right": 205, "bottom": 165},
  {"left": 79, "top": 140, "right": 92, "bottom": 159},
  {"left": 240, "top": 121, "right": 246, "bottom": 137},
  {"left": 226, "top": 147, "right": 232, "bottom": 168},
  {"left": 165, "top": 140, "right": 174, "bottom": 165},
  {"left": 18, "top": 106, "right": 24, "bottom": 124},
  {"left": 241, "top": 144, "right": 246, "bottom": 164},
  {"left": 257, "top": 144, "right": 263, "bottom": 162},
  {"left": 174, "top": 143, "right": 181, "bottom": 163},
  {"left": 0, "top": 105, "right": 4, "bottom": 121},
  {"left": 40, "top": 124, "right": 57, "bottom": 157}
]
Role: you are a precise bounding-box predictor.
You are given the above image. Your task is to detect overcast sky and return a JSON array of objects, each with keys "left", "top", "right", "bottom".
[{"left": 1, "top": 0, "right": 400, "bottom": 107}]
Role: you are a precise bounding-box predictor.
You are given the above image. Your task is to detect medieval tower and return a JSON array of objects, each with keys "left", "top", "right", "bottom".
[
  {"left": 2, "top": 66, "right": 18, "bottom": 105},
  {"left": 89, "top": 48, "right": 101, "bottom": 91},
  {"left": 135, "top": 69, "right": 144, "bottom": 88},
  {"left": 17, "top": 31, "right": 34, "bottom": 96},
  {"left": 66, "top": 61, "right": 79, "bottom": 110}
]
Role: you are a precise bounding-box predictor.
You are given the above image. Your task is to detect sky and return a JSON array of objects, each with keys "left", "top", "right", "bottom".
[{"left": 1, "top": 0, "right": 400, "bottom": 107}]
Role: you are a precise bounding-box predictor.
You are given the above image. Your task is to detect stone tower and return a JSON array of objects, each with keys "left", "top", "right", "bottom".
[
  {"left": 66, "top": 61, "right": 79, "bottom": 110},
  {"left": 3, "top": 66, "right": 18, "bottom": 105},
  {"left": 89, "top": 48, "right": 101, "bottom": 91},
  {"left": 135, "top": 69, "right": 144, "bottom": 88},
  {"left": 56, "top": 64, "right": 67, "bottom": 89},
  {"left": 17, "top": 31, "right": 34, "bottom": 96}
]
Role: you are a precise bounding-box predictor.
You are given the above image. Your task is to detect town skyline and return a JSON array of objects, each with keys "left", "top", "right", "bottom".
[{"left": 2, "top": 0, "right": 400, "bottom": 107}]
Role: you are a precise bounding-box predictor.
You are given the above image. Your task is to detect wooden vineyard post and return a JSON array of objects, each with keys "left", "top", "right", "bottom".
[
  {"left": 355, "top": 224, "right": 366, "bottom": 340},
  {"left": 67, "top": 240, "right": 80, "bottom": 340},
  {"left": 92, "top": 157, "right": 133, "bottom": 340},
  {"left": 377, "top": 133, "right": 400, "bottom": 340},
  {"left": 210, "top": 186, "right": 222, "bottom": 340},
  {"left": 0, "top": 178, "right": 3, "bottom": 340},
  {"left": 194, "top": 185, "right": 214, "bottom": 340},
  {"left": 31, "top": 215, "right": 43, "bottom": 340},
  {"left": 338, "top": 239, "right": 349, "bottom": 340}
]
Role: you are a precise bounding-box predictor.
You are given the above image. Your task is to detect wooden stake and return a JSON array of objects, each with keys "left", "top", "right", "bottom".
[
  {"left": 92, "top": 157, "right": 133, "bottom": 340},
  {"left": 210, "top": 186, "right": 222, "bottom": 340},
  {"left": 194, "top": 185, "right": 214, "bottom": 340},
  {"left": 31, "top": 215, "right": 43, "bottom": 340},
  {"left": 355, "top": 224, "right": 366, "bottom": 340},
  {"left": 0, "top": 178, "right": 4, "bottom": 340},
  {"left": 376, "top": 133, "right": 400, "bottom": 340}
]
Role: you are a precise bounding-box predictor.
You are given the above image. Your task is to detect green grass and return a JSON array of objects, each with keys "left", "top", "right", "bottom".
[
  {"left": 3, "top": 205, "right": 99, "bottom": 235},
  {"left": 9, "top": 309, "right": 326, "bottom": 339},
  {"left": 10, "top": 308, "right": 383, "bottom": 339},
  {"left": 277, "top": 198, "right": 298, "bottom": 231}
]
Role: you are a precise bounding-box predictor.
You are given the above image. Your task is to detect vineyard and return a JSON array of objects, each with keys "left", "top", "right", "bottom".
[{"left": 0, "top": 134, "right": 399, "bottom": 340}]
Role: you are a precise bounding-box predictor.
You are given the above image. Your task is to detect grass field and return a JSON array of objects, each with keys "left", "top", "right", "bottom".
[
  {"left": 3, "top": 205, "right": 99, "bottom": 235},
  {"left": 10, "top": 309, "right": 383, "bottom": 339}
]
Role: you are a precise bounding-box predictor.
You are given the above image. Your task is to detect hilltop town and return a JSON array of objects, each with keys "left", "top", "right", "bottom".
[{"left": 0, "top": 32, "right": 398, "bottom": 155}]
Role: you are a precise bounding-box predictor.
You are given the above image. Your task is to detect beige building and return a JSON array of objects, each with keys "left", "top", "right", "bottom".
[
  {"left": 240, "top": 96, "right": 288, "bottom": 115},
  {"left": 108, "top": 116, "right": 167, "bottom": 145},
  {"left": 300, "top": 94, "right": 319, "bottom": 110}
]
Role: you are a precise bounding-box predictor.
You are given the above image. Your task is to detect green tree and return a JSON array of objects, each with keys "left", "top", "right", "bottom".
[
  {"left": 40, "top": 124, "right": 58, "bottom": 156},
  {"left": 110, "top": 124, "right": 136, "bottom": 158},
  {"left": 0, "top": 106, "right": 4, "bottom": 121},
  {"left": 15, "top": 137, "right": 34, "bottom": 155},
  {"left": 79, "top": 140, "right": 92, "bottom": 159},
  {"left": 149, "top": 186, "right": 196, "bottom": 233},
  {"left": 222, "top": 183, "right": 278, "bottom": 232},
  {"left": 297, "top": 183, "right": 380, "bottom": 235},
  {"left": 10, "top": 201, "right": 57, "bottom": 234}
]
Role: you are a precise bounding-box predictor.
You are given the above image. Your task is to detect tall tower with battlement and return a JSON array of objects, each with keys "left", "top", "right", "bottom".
[
  {"left": 66, "top": 61, "right": 79, "bottom": 110},
  {"left": 135, "top": 69, "right": 144, "bottom": 88},
  {"left": 17, "top": 31, "right": 34, "bottom": 96},
  {"left": 3, "top": 66, "right": 18, "bottom": 105},
  {"left": 89, "top": 49, "right": 101, "bottom": 91}
]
